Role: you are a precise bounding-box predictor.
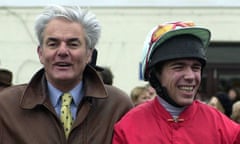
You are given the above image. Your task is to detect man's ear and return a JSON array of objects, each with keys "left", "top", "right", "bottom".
[
  {"left": 87, "top": 48, "right": 93, "bottom": 64},
  {"left": 37, "top": 45, "right": 41, "bottom": 54},
  {"left": 37, "top": 45, "right": 44, "bottom": 64}
]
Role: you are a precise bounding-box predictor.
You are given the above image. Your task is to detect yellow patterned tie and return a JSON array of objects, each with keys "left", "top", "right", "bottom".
[{"left": 60, "top": 93, "right": 73, "bottom": 138}]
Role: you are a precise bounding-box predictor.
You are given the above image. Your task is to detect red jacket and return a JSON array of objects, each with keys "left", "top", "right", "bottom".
[{"left": 113, "top": 97, "right": 240, "bottom": 144}]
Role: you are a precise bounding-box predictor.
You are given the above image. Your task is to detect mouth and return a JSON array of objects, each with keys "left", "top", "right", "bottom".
[
  {"left": 178, "top": 85, "right": 194, "bottom": 92},
  {"left": 54, "top": 62, "right": 72, "bottom": 67}
]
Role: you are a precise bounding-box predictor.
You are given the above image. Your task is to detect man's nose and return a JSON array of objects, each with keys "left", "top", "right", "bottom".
[
  {"left": 57, "top": 42, "right": 69, "bottom": 56},
  {"left": 184, "top": 67, "right": 195, "bottom": 79}
]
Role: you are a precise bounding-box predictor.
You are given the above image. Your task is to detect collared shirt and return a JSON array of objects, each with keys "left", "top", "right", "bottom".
[{"left": 48, "top": 81, "right": 84, "bottom": 120}]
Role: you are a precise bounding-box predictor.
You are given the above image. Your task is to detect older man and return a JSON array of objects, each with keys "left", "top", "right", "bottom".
[{"left": 0, "top": 5, "right": 133, "bottom": 144}]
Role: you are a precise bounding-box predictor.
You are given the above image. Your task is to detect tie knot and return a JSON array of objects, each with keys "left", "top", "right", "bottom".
[{"left": 61, "top": 93, "right": 72, "bottom": 106}]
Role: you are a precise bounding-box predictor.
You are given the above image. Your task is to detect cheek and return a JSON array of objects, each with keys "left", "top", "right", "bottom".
[
  {"left": 161, "top": 72, "right": 179, "bottom": 87},
  {"left": 76, "top": 49, "right": 92, "bottom": 64},
  {"left": 196, "top": 73, "right": 201, "bottom": 83},
  {"left": 139, "top": 96, "right": 146, "bottom": 101},
  {"left": 75, "top": 52, "right": 91, "bottom": 65},
  {"left": 39, "top": 50, "right": 54, "bottom": 64}
]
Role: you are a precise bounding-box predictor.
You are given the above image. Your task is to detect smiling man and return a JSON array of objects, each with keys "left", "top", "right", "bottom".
[
  {"left": 0, "top": 5, "right": 133, "bottom": 144},
  {"left": 112, "top": 21, "right": 240, "bottom": 144}
]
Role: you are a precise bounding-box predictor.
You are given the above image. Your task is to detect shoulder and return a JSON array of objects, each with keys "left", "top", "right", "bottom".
[
  {"left": 104, "top": 85, "right": 127, "bottom": 96},
  {"left": 0, "top": 84, "right": 27, "bottom": 114},
  {"left": 113, "top": 101, "right": 156, "bottom": 138},
  {"left": 193, "top": 100, "right": 224, "bottom": 116},
  {"left": 101, "top": 85, "right": 134, "bottom": 111},
  {"left": 104, "top": 85, "right": 132, "bottom": 103},
  {"left": 196, "top": 101, "right": 240, "bottom": 142},
  {"left": 194, "top": 100, "right": 226, "bottom": 115},
  {"left": 115, "top": 100, "right": 154, "bottom": 126},
  {"left": 0, "top": 84, "right": 27, "bottom": 101},
  {"left": 194, "top": 100, "right": 238, "bottom": 126}
]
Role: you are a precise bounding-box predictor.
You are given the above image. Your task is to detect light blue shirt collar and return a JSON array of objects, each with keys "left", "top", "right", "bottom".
[
  {"left": 47, "top": 81, "right": 84, "bottom": 119},
  {"left": 48, "top": 83, "right": 62, "bottom": 107},
  {"left": 48, "top": 81, "right": 83, "bottom": 106},
  {"left": 70, "top": 82, "right": 83, "bottom": 106}
]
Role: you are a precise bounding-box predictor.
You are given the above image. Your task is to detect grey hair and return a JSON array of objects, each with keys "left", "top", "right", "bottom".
[{"left": 34, "top": 5, "right": 101, "bottom": 49}]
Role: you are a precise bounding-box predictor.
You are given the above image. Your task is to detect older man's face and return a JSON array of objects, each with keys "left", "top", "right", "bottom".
[{"left": 38, "top": 18, "right": 92, "bottom": 91}]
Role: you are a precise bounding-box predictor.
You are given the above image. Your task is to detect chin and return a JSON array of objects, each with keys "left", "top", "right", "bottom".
[
  {"left": 178, "top": 98, "right": 194, "bottom": 106},
  {"left": 54, "top": 75, "right": 73, "bottom": 81}
]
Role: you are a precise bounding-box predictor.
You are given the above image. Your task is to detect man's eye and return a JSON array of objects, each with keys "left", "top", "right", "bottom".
[
  {"left": 70, "top": 43, "right": 79, "bottom": 47},
  {"left": 68, "top": 42, "right": 80, "bottom": 48},
  {"left": 172, "top": 65, "right": 182, "bottom": 70},
  {"left": 192, "top": 66, "right": 201, "bottom": 71},
  {"left": 47, "top": 42, "right": 57, "bottom": 47}
]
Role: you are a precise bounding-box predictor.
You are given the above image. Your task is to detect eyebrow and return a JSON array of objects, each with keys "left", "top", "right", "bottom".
[
  {"left": 168, "top": 61, "right": 201, "bottom": 67},
  {"left": 46, "top": 37, "right": 80, "bottom": 42},
  {"left": 46, "top": 37, "right": 58, "bottom": 42},
  {"left": 67, "top": 38, "right": 81, "bottom": 43},
  {"left": 168, "top": 61, "right": 185, "bottom": 66}
]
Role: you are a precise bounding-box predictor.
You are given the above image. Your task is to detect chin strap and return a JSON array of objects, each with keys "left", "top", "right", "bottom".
[
  {"left": 149, "top": 73, "right": 183, "bottom": 107},
  {"left": 160, "top": 87, "right": 183, "bottom": 107}
]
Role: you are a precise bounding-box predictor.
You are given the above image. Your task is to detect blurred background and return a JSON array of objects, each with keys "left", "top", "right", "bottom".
[{"left": 1, "top": 0, "right": 240, "bottom": 99}]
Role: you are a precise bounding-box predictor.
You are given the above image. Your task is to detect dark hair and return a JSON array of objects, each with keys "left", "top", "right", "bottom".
[
  {"left": 98, "top": 67, "right": 114, "bottom": 85},
  {"left": 216, "top": 91, "right": 233, "bottom": 117},
  {"left": 228, "top": 87, "right": 240, "bottom": 103}
]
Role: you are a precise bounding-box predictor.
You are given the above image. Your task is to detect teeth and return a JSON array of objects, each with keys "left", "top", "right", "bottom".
[
  {"left": 59, "top": 63, "right": 68, "bottom": 66},
  {"left": 179, "top": 86, "right": 193, "bottom": 91},
  {"left": 57, "top": 62, "right": 70, "bottom": 66}
]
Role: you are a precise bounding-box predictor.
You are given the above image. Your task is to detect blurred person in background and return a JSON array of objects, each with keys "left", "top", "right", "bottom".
[
  {"left": 0, "top": 68, "right": 12, "bottom": 91},
  {"left": 130, "top": 86, "right": 151, "bottom": 106},
  {"left": 89, "top": 49, "right": 114, "bottom": 85},
  {"left": 145, "top": 83, "right": 157, "bottom": 99},
  {"left": 208, "top": 91, "right": 233, "bottom": 117},
  {"left": 98, "top": 67, "right": 114, "bottom": 85},
  {"left": 231, "top": 101, "right": 240, "bottom": 123},
  {"left": 228, "top": 87, "right": 240, "bottom": 104}
]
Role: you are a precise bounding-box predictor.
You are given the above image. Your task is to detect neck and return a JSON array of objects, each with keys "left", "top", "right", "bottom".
[{"left": 158, "top": 96, "right": 186, "bottom": 117}]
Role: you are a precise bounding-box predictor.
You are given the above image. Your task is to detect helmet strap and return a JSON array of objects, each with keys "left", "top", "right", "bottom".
[{"left": 149, "top": 73, "right": 183, "bottom": 107}]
